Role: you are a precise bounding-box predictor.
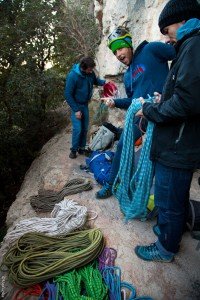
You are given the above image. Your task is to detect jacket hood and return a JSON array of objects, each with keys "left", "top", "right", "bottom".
[
  {"left": 176, "top": 18, "right": 200, "bottom": 41},
  {"left": 132, "top": 40, "right": 149, "bottom": 62},
  {"left": 72, "top": 63, "right": 85, "bottom": 77}
]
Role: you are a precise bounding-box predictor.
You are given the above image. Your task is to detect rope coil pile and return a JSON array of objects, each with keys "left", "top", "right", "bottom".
[
  {"left": 2, "top": 229, "right": 104, "bottom": 287},
  {"left": 54, "top": 263, "right": 108, "bottom": 300},
  {"left": 1, "top": 199, "right": 88, "bottom": 257},
  {"left": 113, "top": 96, "right": 155, "bottom": 220},
  {"left": 30, "top": 178, "right": 92, "bottom": 212}
]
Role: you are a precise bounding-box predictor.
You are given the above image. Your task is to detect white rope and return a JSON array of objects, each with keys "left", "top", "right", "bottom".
[{"left": 0, "top": 199, "right": 87, "bottom": 262}]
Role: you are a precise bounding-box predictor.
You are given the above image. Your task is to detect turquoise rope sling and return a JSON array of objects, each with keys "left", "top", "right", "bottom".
[{"left": 113, "top": 96, "right": 154, "bottom": 221}]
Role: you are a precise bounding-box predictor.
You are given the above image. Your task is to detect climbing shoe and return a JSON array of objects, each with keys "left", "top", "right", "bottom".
[
  {"left": 153, "top": 224, "right": 161, "bottom": 237},
  {"left": 96, "top": 182, "right": 113, "bottom": 199},
  {"left": 135, "top": 243, "right": 174, "bottom": 262},
  {"left": 69, "top": 151, "right": 77, "bottom": 159}
]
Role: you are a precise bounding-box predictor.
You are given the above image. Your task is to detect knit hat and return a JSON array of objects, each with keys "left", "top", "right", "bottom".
[
  {"left": 158, "top": 0, "right": 200, "bottom": 34},
  {"left": 108, "top": 27, "right": 132, "bottom": 53}
]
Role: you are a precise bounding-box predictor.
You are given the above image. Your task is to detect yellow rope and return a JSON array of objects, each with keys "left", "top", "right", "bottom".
[{"left": 2, "top": 229, "right": 104, "bottom": 287}]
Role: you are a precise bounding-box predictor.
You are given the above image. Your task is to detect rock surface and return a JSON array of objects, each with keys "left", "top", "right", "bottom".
[{"left": 3, "top": 129, "right": 200, "bottom": 300}]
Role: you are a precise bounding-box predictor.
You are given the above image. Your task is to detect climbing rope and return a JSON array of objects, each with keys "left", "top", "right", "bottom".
[
  {"left": 102, "top": 266, "right": 136, "bottom": 300},
  {"left": 98, "top": 247, "right": 117, "bottom": 272},
  {"left": 93, "top": 102, "right": 108, "bottom": 124},
  {"left": 13, "top": 284, "right": 43, "bottom": 300},
  {"left": 2, "top": 228, "right": 105, "bottom": 287},
  {"left": 1, "top": 199, "right": 88, "bottom": 256},
  {"left": 30, "top": 178, "right": 92, "bottom": 212},
  {"left": 38, "top": 281, "right": 58, "bottom": 300},
  {"left": 102, "top": 266, "right": 121, "bottom": 300},
  {"left": 113, "top": 96, "right": 155, "bottom": 220},
  {"left": 54, "top": 263, "right": 108, "bottom": 300}
]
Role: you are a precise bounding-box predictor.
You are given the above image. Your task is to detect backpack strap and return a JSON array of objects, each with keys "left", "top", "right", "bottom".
[{"left": 187, "top": 200, "right": 195, "bottom": 231}]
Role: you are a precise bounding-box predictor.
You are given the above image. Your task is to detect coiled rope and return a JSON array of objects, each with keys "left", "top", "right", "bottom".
[
  {"left": 54, "top": 263, "right": 108, "bottom": 300},
  {"left": 113, "top": 97, "right": 154, "bottom": 220},
  {"left": 98, "top": 247, "right": 117, "bottom": 272},
  {"left": 30, "top": 178, "right": 92, "bottom": 212},
  {"left": 2, "top": 229, "right": 105, "bottom": 287},
  {"left": 13, "top": 284, "right": 43, "bottom": 300},
  {"left": 102, "top": 266, "right": 136, "bottom": 300},
  {"left": 38, "top": 281, "right": 58, "bottom": 300},
  {"left": 1, "top": 199, "right": 88, "bottom": 258}
]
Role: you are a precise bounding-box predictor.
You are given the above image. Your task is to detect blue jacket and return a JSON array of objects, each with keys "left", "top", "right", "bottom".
[
  {"left": 65, "top": 64, "right": 105, "bottom": 112},
  {"left": 114, "top": 41, "right": 176, "bottom": 109}
]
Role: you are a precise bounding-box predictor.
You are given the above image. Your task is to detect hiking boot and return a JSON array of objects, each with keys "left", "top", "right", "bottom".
[
  {"left": 135, "top": 243, "right": 174, "bottom": 262},
  {"left": 69, "top": 151, "right": 77, "bottom": 159},
  {"left": 96, "top": 182, "right": 113, "bottom": 199},
  {"left": 78, "top": 148, "right": 91, "bottom": 157},
  {"left": 78, "top": 148, "right": 85, "bottom": 155},
  {"left": 153, "top": 224, "right": 161, "bottom": 237}
]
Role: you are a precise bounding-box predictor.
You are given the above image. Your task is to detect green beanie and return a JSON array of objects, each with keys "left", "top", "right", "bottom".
[{"left": 108, "top": 34, "right": 132, "bottom": 53}]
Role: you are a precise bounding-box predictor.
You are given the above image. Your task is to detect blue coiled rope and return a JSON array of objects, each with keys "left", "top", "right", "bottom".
[
  {"left": 113, "top": 96, "right": 155, "bottom": 221},
  {"left": 102, "top": 266, "right": 136, "bottom": 300},
  {"left": 38, "top": 281, "right": 59, "bottom": 300}
]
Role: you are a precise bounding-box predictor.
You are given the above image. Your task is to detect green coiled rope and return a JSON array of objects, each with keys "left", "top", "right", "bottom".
[
  {"left": 54, "top": 263, "right": 108, "bottom": 300},
  {"left": 2, "top": 229, "right": 104, "bottom": 288}
]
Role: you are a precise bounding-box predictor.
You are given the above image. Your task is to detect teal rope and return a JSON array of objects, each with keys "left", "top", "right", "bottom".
[{"left": 113, "top": 96, "right": 154, "bottom": 220}]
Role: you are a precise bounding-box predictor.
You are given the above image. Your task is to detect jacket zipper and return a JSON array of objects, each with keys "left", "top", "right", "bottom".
[{"left": 174, "top": 122, "right": 185, "bottom": 153}]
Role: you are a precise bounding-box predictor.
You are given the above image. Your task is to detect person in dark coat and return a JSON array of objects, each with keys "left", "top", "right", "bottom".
[
  {"left": 65, "top": 57, "right": 105, "bottom": 159},
  {"left": 135, "top": 0, "right": 200, "bottom": 262}
]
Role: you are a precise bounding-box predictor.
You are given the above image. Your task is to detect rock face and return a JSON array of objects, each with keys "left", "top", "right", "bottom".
[{"left": 95, "top": 0, "right": 167, "bottom": 77}]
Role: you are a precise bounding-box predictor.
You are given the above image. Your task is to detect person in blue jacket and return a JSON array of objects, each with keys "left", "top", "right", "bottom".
[
  {"left": 96, "top": 26, "right": 176, "bottom": 199},
  {"left": 65, "top": 57, "right": 106, "bottom": 159}
]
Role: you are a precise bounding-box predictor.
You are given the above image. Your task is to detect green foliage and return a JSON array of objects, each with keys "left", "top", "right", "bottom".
[
  {"left": 54, "top": 0, "right": 101, "bottom": 73},
  {"left": 0, "top": 0, "right": 100, "bottom": 227}
]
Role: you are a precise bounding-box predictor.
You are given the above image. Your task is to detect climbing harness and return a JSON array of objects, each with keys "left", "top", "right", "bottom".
[
  {"left": 2, "top": 228, "right": 105, "bottom": 287},
  {"left": 30, "top": 178, "right": 92, "bottom": 212},
  {"left": 1, "top": 199, "right": 88, "bottom": 256},
  {"left": 113, "top": 96, "right": 155, "bottom": 220}
]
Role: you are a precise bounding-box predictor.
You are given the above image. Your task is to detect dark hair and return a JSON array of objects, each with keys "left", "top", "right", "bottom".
[{"left": 80, "top": 57, "right": 96, "bottom": 70}]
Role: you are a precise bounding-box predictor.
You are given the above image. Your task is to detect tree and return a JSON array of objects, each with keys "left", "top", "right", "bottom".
[
  {"left": 0, "top": 0, "right": 101, "bottom": 229},
  {"left": 54, "top": 0, "right": 101, "bottom": 73}
]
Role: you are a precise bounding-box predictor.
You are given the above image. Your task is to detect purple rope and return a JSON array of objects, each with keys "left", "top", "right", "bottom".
[{"left": 98, "top": 247, "right": 117, "bottom": 272}]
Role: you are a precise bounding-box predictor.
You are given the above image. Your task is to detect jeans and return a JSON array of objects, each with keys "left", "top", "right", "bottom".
[
  {"left": 71, "top": 105, "right": 89, "bottom": 151},
  {"left": 108, "top": 120, "right": 142, "bottom": 185},
  {"left": 154, "top": 162, "right": 193, "bottom": 254}
]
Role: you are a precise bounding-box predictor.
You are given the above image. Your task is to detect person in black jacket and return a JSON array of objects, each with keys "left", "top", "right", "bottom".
[{"left": 135, "top": 0, "right": 200, "bottom": 262}]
